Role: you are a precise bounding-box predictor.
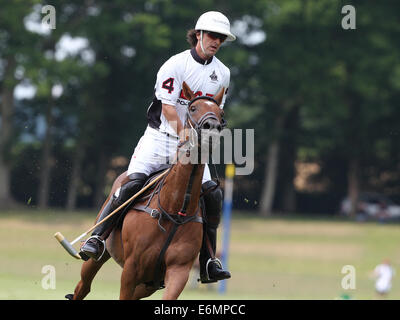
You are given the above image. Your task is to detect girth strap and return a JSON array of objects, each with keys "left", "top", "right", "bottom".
[{"left": 152, "top": 223, "right": 178, "bottom": 289}]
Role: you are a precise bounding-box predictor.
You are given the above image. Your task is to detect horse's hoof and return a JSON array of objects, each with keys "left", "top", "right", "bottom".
[{"left": 65, "top": 294, "right": 74, "bottom": 300}]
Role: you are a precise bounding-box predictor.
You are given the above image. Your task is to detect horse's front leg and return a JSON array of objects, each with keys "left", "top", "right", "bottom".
[
  {"left": 162, "top": 263, "right": 192, "bottom": 300},
  {"left": 71, "top": 252, "right": 110, "bottom": 300},
  {"left": 120, "top": 257, "right": 139, "bottom": 299}
]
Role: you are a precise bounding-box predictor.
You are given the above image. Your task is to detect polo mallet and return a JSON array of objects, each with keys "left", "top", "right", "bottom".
[{"left": 54, "top": 169, "right": 170, "bottom": 259}]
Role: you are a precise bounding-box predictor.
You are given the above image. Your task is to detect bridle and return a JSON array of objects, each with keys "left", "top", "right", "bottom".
[
  {"left": 181, "top": 95, "right": 224, "bottom": 193},
  {"left": 186, "top": 96, "right": 222, "bottom": 130},
  {"left": 183, "top": 96, "right": 227, "bottom": 149}
]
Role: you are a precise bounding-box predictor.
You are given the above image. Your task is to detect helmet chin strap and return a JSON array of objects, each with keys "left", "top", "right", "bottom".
[{"left": 200, "top": 30, "right": 207, "bottom": 61}]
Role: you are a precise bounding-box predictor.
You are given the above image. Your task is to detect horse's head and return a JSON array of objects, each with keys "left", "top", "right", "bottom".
[
  {"left": 179, "top": 81, "right": 226, "bottom": 160},
  {"left": 182, "top": 81, "right": 226, "bottom": 134}
]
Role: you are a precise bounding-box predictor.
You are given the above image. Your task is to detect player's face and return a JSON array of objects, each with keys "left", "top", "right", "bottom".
[{"left": 196, "top": 31, "right": 226, "bottom": 58}]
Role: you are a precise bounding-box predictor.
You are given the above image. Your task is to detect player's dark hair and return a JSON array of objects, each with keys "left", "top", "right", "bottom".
[{"left": 186, "top": 29, "right": 198, "bottom": 47}]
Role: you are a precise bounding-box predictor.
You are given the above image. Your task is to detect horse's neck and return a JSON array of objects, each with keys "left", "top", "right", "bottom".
[{"left": 159, "top": 162, "right": 205, "bottom": 215}]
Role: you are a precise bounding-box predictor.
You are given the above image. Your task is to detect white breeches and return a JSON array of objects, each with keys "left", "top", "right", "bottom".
[{"left": 127, "top": 126, "right": 211, "bottom": 184}]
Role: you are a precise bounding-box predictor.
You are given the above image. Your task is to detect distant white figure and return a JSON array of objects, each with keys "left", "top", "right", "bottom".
[{"left": 372, "top": 259, "right": 395, "bottom": 298}]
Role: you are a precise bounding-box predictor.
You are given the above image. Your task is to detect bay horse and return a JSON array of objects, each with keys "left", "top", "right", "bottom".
[{"left": 69, "top": 82, "right": 226, "bottom": 300}]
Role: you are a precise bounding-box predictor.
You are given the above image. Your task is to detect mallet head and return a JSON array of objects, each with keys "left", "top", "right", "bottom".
[{"left": 54, "top": 232, "right": 81, "bottom": 260}]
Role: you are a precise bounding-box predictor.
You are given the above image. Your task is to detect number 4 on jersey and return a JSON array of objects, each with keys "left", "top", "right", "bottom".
[{"left": 162, "top": 78, "right": 174, "bottom": 94}]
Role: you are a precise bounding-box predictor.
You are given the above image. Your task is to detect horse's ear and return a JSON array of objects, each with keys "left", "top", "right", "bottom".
[
  {"left": 213, "top": 87, "right": 225, "bottom": 106},
  {"left": 182, "top": 81, "right": 195, "bottom": 101}
]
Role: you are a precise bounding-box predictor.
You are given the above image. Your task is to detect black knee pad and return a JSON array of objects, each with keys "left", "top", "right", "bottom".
[
  {"left": 114, "top": 172, "right": 148, "bottom": 206},
  {"left": 202, "top": 181, "right": 223, "bottom": 228}
]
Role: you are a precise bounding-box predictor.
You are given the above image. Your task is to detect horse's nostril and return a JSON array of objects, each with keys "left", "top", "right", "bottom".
[{"left": 202, "top": 119, "right": 222, "bottom": 131}]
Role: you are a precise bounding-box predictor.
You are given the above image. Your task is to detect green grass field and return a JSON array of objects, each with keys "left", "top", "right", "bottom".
[{"left": 1, "top": 209, "right": 400, "bottom": 300}]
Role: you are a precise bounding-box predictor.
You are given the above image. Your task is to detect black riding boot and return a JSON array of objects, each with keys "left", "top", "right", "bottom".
[
  {"left": 199, "top": 181, "right": 231, "bottom": 283},
  {"left": 80, "top": 172, "right": 148, "bottom": 261}
]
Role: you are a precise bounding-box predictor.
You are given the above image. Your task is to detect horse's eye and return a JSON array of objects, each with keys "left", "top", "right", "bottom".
[{"left": 190, "top": 105, "right": 196, "bottom": 112}]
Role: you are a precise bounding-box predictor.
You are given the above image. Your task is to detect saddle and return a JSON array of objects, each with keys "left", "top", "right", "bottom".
[
  {"left": 114, "top": 164, "right": 172, "bottom": 229},
  {"left": 143, "top": 164, "right": 172, "bottom": 188}
]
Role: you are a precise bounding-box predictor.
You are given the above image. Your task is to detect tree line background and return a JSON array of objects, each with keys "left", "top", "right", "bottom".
[{"left": 1, "top": 0, "right": 399, "bottom": 216}]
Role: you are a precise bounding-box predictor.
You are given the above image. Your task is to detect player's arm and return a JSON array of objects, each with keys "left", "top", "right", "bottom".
[
  {"left": 162, "top": 103, "right": 183, "bottom": 136},
  {"left": 154, "top": 56, "right": 185, "bottom": 136}
]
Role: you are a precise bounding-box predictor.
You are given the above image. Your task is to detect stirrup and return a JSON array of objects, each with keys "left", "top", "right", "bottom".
[
  {"left": 80, "top": 235, "right": 106, "bottom": 262},
  {"left": 198, "top": 258, "right": 224, "bottom": 284},
  {"left": 206, "top": 257, "right": 223, "bottom": 280}
]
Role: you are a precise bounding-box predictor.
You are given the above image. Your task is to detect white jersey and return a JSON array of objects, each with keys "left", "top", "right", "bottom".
[{"left": 147, "top": 48, "right": 230, "bottom": 137}]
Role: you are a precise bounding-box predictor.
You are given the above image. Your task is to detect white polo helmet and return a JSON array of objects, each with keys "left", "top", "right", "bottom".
[{"left": 195, "top": 11, "right": 236, "bottom": 41}]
